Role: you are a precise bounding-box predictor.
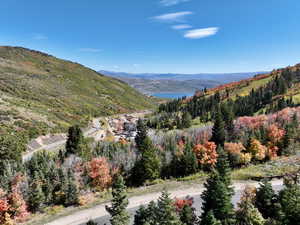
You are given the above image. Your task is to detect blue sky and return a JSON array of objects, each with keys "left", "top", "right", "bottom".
[{"left": 0, "top": 0, "right": 300, "bottom": 73}]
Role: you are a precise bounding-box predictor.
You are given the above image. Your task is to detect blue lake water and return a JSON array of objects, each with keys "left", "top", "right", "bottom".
[{"left": 152, "top": 92, "right": 194, "bottom": 99}]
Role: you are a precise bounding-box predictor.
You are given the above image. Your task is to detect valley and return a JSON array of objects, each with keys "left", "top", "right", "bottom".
[{"left": 100, "top": 70, "right": 265, "bottom": 97}]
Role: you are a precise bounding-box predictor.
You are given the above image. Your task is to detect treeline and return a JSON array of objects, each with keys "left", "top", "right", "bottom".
[
  {"left": 158, "top": 68, "right": 300, "bottom": 124},
  {"left": 88, "top": 151, "right": 300, "bottom": 225}
]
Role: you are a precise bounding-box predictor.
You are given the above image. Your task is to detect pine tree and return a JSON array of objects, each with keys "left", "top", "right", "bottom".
[
  {"left": 132, "top": 137, "right": 161, "bottom": 185},
  {"left": 210, "top": 108, "right": 226, "bottom": 147},
  {"left": 182, "top": 143, "right": 198, "bottom": 176},
  {"left": 106, "top": 175, "right": 130, "bottom": 225},
  {"left": 134, "top": 202, "right": 158, "bottom": 225},
  {"left": 278, "top": 182, "right": 300, "bottom": 225},
  {"left": 64, "top": 169, "right": 79, "bottom": 206},
  {"left": 221, "top": 103, "right": 235, "bottom": 140},
  {"left": 135, "top": 119, "right": 148, "bottom": 152},
  {"left": 140, "top": 140, "right": 161, "bottom": 182},
  {"left": 86, "top": 220, "right": 98, "bottom": 225},
  {"left": 201, "top": 210, "right": 222, "bottom": 225},
  {"left": 156, "top": 190, "right": 183, "bottom": 225},
  {"left": 215, "top": 146, "right": 233, "bottom": 193},
  {"left": 181, "top": 111, "right": 192, "bottom": 129},
  {"left": 236, "top": 187, "right": 265, "bottom": 225},
  {"left": 179, "top": 205, "right": 198, "bottom": 225},
  {"left": 255, "top": 180, "right": 278, "bottom": 219},
  {"left": 65, "top": 125, "right": 84, "bottom": 155},
  {"left": 200, "top": 170, "right": 235, "bottom": 225},
  {"left": 28, "top": 173, "right": 45, "bottom": 212}
]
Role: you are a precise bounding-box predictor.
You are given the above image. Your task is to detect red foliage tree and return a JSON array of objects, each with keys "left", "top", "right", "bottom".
[
  {"left": 174, "top": 196, "right": 194, "bottom": 213},
  {"left": 193, "top": 141, "right": 218, "bottom": 167},
  {"left": 87, "top": 157, "right": 112, "bottom": 191}
]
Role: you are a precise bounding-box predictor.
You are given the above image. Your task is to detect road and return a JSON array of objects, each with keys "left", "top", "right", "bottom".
[
  {"left": 23, "top": 111, "right": 150, "bottom": 161},
  {"left": 46, "top": 179, "right": 283, "bottom": 225}
]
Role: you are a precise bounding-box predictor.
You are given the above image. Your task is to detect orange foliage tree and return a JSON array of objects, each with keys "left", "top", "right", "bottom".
[
  {"left": 87, "top": 157, "right": 112, "bottom": 191},
  {"left": 267, "top": 124, "right": 285, "bottom": 144},
  {"left": 193, "top": 141, "right": 218, "bottom": 168},
  {"left": 248, "top": 139, "right": 267, "bottom": 161},
  {"left": 224, "top": 142, "right": 252, "bottom": 166}
]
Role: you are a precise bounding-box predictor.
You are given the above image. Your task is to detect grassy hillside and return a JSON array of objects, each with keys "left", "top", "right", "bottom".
[
  {"left": 156, "top": 64, "right": 300, "bottom": 128},
  {"left": 0, "top": 46, "right": 156, "bottom": 141},
  {"left": 204, "top": 64, "right": 300, "bottom": 103}
]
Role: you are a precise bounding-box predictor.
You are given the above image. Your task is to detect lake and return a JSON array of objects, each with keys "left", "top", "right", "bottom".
[{"left": 152, "top": 92, "right": 194, "bottom": 99}]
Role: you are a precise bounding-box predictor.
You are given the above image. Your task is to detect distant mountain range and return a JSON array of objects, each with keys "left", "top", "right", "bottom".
[{"left": 99, "top": 70, "right": 267, "bottom": 95}]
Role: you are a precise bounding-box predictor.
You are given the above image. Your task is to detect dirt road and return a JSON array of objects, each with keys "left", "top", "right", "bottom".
[{"left": 45, "top": 179, "right": 283, "bottom": 225}]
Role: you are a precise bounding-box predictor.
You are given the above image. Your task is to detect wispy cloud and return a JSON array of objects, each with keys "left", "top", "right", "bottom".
[
  {"left": 78, "top": 48, "right": 102, "bottom": 53},
  {"left": 171, "top": 24, "right": 192, "bottom": 30},
  {"left": 33, "top": 34, "right": 48, "bottom": 40},
  {"left": 159, "top": 0, "right": 190, "bottom": 6},
  {"left": 184, "top": 27, "right": 219, "bottom": 39},
  {"left": 152, "top": 11, "right": 193, "bottom": 23}
]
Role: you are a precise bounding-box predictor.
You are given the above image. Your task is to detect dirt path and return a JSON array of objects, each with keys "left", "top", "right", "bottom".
[{"left": 45, "top": 179, "right": 283, "bottom": 225}]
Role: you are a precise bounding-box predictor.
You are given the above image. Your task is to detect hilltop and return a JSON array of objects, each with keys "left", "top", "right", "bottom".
[{"left": 0, "top": 46, "right": 156, "bottom": 142}]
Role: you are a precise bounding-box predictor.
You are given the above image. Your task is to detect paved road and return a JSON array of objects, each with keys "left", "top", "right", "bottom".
[{"left": 46, "top": 180, "right": 283, "bottom": 225}]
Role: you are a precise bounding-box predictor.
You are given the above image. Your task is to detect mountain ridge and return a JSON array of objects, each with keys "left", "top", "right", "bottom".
[{"left": 0, "top": 46, "right": 156, "bottom": 143}]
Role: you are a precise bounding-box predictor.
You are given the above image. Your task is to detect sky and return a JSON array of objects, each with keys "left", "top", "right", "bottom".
[{"left": 0, "top": 0, "right": 300, "bottom": 74}]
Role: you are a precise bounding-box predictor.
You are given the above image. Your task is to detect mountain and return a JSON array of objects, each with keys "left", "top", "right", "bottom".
[
  {"left": 100, "top": 70, "right": 266, "bottom": 95},
  {"left": 0, "top": 46, "right": 156, "bottom": 142}
]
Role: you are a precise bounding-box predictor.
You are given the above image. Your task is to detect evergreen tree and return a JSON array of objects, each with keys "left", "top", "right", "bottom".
[
  {"left": 181, "top": 111, "right": 192, "bottom": 129},
  {"left": 28, "top": 173, "right": 45, "bottom": 212},
  {"left": 200, "top": 210, "right": 222, "bottom": 225},
  {"left": 221, "top": 103, "right": 235, "bottom": 137},
  {"left": 200, "top": 170, "right": 235, "bottom": 225},
  {"left": 182, "top": 143, "right": 198, "bottom": 176},
  {"left": 134, "top": 202, "right": 158, "bottom": 225},
  {"left": 64, "top": 169, "right": 79, "bottom": 206},
  {"left": 86, "top": 220, "right": 98, "bottom": 225},
  {"left": 156, "top": 190, "right": 183, "bottom": 225},
  {"left": 235, "top": 196, "right": 265, "bottom": 225},
  {"left": 255, "top": 180, "right": 278, "bottom": 219},
  {"left": 53, "top": 168, "right": 68, "bottom": 205},
  {"left": 210, "top": 108, "right": 226, "bottom": 146},
  {"left": 215, "top": 146, "right": 232, "bottom": 190},
  {"left": 135, "top": 119, "right": 148, "bottom": 152},
  {"left": 106, "top": 175, "right": 130, "bottom": 225},
  {"left": 65, "top": 125, "right": 84, "bottom": 155},
  {"left": 278, "top": 182, "right": 300, "bottom": 225},
  {"left": 132, "top": 137, "right": 161, "bottom": 185},
  {"left": 179, "top": 204, "right": 198, "bottom": 225}
]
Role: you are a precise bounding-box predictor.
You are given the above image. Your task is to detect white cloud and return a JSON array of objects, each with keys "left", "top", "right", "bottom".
[
  {"left": 172, "top": 24, "right": 192, "bottom": 30},
  {"left": 159, "top": 0, "right": 190, "bottom": 6},
  {"left": 79, "top": 48, "right": 102, "bottom": 53},
  {"left": 184, "top": 27, "right": 219, "bottom": 39},
  {"left": 133, "top": 64, "right": 141, "bottom": 68},
  {"left": 33, "top": 34, "right": 48, "bottom": 40},
  {"left": 152, "top": 11, "right": 193, "bottom": 23}
]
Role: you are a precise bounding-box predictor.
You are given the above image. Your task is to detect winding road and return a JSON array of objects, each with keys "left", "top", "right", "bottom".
[{"left": 45, "top": 179, "right": 283, "bottom": 225}]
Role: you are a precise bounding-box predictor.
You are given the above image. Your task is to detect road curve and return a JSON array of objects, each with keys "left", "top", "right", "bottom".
[{"left": 46, "top": 179, "right": 283, "bottom": 225}]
